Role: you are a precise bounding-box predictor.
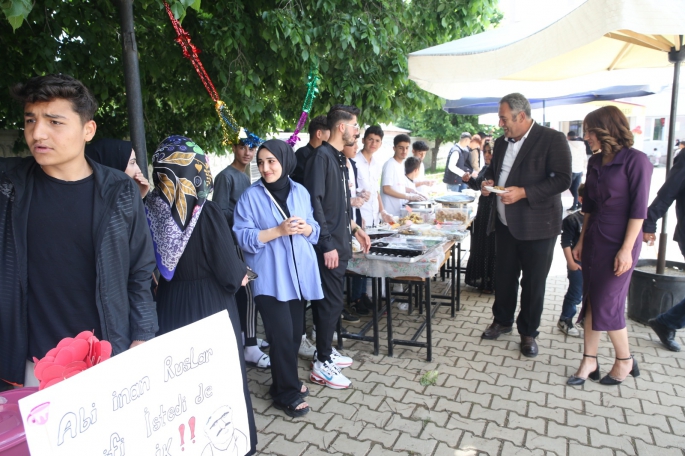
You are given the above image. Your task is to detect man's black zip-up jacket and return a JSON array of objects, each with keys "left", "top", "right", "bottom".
[
  {"left": 303, "top": 142, "right": 353, "bottom": 261},
  {"left": 0, "top": 156, "right": 157, "bottom": 386}
]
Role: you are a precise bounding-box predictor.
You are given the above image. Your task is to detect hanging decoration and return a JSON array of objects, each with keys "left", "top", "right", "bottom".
[
  {"left": 163, "top": 2, "right": 263, "bottom": 148},
  {"left": 286, "top": 64, "right": 321, "bottom": 147}
]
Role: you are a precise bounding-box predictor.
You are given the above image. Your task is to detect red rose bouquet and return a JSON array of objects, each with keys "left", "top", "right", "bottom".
[{"left": 33, "top": 330, "right": 112, "bottom": 390}]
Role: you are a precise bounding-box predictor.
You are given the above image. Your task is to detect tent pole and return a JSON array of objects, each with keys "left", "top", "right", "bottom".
[
  {"left": 658, "top": 38, "right": 685, "bottom": 274},
  {"left": 117, "top": 0, "right": 149, "bottom": 178}
]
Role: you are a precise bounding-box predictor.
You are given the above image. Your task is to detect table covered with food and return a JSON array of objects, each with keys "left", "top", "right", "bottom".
[{"left": 342, "top": 193, "right": 476, "bottom": 360}]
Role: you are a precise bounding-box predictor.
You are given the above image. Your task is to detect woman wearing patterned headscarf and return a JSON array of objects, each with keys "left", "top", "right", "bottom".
[
  {"left": 145, "top": 135, "right": 257, "bottom": 454},
  {"left": 234, "top": 139, "right": 323, "bottom": 418}
]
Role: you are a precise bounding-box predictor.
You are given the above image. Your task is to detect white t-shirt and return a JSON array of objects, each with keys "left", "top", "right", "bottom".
[
  {"left": 381, "top": 157, "right": 407, "bottom": 217},
  {"left": 568, "top": 140, "right": 587, "bottom": 173},
  {"left": 354, "top": 151, "right": 383, "bottom": 227},
  {"left": 415, "top": 162, "right": 430, "bottom": 195}
]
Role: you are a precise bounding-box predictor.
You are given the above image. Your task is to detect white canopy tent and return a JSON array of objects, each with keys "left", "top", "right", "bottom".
[
  {"left": 408, "top": 0, "right": 685, "bottom": 273},
  {"left": 408, "top": 0, "right": 685, "bottom": 99}
]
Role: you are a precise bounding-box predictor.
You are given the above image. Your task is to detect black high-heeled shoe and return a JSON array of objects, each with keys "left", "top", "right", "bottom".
[
  {"left": 599, "top": 355, "right": 640, "bottom": 385},
  {"left": 567, "top": 354, "right": 600, "bottom": 386}
]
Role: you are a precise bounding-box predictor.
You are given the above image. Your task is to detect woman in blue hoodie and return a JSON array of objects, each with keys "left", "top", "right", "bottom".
[{"left": 233, "top": 139, "right": 323, "bottom": 418}]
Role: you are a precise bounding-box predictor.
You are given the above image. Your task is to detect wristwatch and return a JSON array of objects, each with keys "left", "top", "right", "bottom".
[{"left": 351, "top": 226, "right": 360, "bottom": 236}]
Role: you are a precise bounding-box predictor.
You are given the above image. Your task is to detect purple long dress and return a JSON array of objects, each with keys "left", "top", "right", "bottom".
[{"left": 579, "top": 147, "right": 652, "bottom": 331}]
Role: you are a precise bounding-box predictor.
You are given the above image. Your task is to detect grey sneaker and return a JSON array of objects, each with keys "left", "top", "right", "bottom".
[
  {"left": 298, "top": 335, "right": 317, "bottom": 358},
  {"left": 558, "top": 319, "right": 581, "bottom": 337}
]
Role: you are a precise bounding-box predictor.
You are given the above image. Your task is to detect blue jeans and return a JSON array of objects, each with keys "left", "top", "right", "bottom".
[
  {"left": 570, "top": 172, "right": 583, "bottom": 207},
  {"left": 447, "top": 183, "right": 468, "bottom": 192},
  {"left": 561, "top": 264, "right": 582, "bottom": 320},
  {"left": 655, "top": 241, "right": 685, "bottom": 330},
  {"left": 351, "top": 276, "right": 367, "bottom": 301}
]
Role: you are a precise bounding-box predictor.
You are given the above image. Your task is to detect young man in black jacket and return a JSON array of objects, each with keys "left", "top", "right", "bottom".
[
  {"left": 0, "top": 74, "right": 157, "bottom": 389},
  {"left": 303, "top": 105, "right": 370, "bottom": 389}
]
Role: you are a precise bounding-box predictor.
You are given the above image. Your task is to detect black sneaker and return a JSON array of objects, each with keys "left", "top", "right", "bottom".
[
  {"left": 341, "top": 309, "right": 360, "bottom": 322},
  {"left": 360, "top": 294, "right": 374, "bottom": 312},
  {"left": 350, "top": 298, "right": 371, "bottom": 316}
]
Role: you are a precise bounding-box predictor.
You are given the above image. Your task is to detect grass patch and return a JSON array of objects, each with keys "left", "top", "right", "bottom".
[{"left": 419, "top": 370, "right": 439, "bottom": 386}]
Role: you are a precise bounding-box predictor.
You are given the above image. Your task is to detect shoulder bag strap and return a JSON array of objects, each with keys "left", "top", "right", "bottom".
[{"left": 263, "top": 187, "right": 288, "bottom": 221}]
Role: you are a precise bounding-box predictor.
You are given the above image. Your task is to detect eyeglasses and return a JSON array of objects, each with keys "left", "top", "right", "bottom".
[{"left": 342, "top": 123, "right": 360, "bottom": 131}]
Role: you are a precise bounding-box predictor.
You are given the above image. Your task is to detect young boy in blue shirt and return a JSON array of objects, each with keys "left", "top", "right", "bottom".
[{"left": 558, "top": 184, "right": 585, "bottom": 337}]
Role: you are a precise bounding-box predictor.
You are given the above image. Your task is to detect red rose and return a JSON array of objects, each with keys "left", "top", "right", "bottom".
[{"left": 33, "top": 331, "right": 113, "bottom": 390}]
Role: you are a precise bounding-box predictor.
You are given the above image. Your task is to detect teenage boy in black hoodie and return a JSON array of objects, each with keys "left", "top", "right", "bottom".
[{"left": 0, "top": 74, "right": 157, "bottom": 389}]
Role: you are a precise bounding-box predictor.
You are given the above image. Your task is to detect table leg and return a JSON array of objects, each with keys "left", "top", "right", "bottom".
[
  {"left": 372, "top": 277, "right": 380, "bottom": 356},
  {"left": 408, "top": 283, "right": 413, "bottom": 314},
  {"left": 418, "top": 284, "right": 423, "bottom": 315},
  {"left": 417, "top": 284, "right": 423, "bottom": 315},
  {"left": 426, "top": 277, "right": 432, "bottom": 362},
  {"left": 456, "top": 242, "right": 461, "bottom": 313},
  {"left": 451, "top": 243, "right": 457, "bottom": 317},
  {"left": 336, "top": 315, "right": 343, "bottom": 350},
  {"left": 386, "top": 278, "right": 393, "bottom": 357}
]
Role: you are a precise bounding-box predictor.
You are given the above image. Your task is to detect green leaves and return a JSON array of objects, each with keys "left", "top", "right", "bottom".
[
  {"left": 0, "top": 0, "right": 500, "bottom": 156},
  {"left": 166, "top": 0, "right": 202, "bottom": 22},
  {"left": 1, "top": 0, "right": 32, "bottom": 31}
]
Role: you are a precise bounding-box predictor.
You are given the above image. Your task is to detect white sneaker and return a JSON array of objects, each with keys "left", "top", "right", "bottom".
[
  {"left": 298, "top": 335, "right": 316, "bottom": 358},
  {"left": 310, "top": 359, "right": 352, "bottom": 389},
  {"left": 312, "top": 348, "right": 353, "bottom": 369},
  {"left": 257, "top": 338, "right": 270, "bottom": 349},
  {"left": 557, "top": 319, "right": 581, "bottom": 337},
  {"left": 331, "top": 348, "right": 353, "bottom": 368}
]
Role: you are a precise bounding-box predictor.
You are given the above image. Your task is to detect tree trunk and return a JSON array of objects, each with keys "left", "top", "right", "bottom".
[
  {"left": 117, "top": 0, "right": 148, "bottom": 177},
  {"left": 431, "top": 137, "right": 443, "bottom": 172}
]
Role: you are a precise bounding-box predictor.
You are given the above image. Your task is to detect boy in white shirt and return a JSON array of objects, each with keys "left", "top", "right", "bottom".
[{"left": 381, "top": 134, "right": 426, "bottom": 216}]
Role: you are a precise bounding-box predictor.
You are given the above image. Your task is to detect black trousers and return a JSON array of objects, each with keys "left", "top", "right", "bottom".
[
  {"left": 235, "top": 247, "right": 257, "bottom": 346},
  {"left": 493, "top": 219, "right": 556, "bottom": 337},
  {"left": 312, "top": 252, "right": 347, "bottom": 363},
  {"left": 236, "top": 286, "right": 257, "bottom": 346},
  {"left": 254, "top": 295, "right": 304, "bottom": 406}
]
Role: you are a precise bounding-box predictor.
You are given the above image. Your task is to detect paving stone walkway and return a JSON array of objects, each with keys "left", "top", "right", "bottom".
[{"left": 246, "top": 258, "right": 685, "bottom": 455}]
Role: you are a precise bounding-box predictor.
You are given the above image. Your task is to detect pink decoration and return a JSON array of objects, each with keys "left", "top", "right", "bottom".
[{"left": 286, "top": 112, "right": 309, "bottom": 147}]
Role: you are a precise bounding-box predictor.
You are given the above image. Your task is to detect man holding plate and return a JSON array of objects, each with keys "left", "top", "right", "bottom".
[{"left": 480, "top": 93, "right": 571, "bottom": 358}]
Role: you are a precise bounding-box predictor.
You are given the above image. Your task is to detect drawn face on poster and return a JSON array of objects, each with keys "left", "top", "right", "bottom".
[{"left": 201, "top": 406, "right": 247, "bottom": 456}]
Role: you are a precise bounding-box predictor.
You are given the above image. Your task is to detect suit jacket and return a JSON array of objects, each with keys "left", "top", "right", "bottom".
[{"left": 484, "top": 122, "right": 571, "bottom": 240}]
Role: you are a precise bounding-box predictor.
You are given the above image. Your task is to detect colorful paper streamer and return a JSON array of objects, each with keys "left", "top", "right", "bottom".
[
  {"left": 286, "top": 65, "right": 321, "bottom": 147},
  {"left": 164, "top": 2, "right": 264, "bottom": 148}
]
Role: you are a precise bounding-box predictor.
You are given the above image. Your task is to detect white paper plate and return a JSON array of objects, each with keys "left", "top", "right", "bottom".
[{"left": 484, "top": 186, "right": 509, "bottom": 194}]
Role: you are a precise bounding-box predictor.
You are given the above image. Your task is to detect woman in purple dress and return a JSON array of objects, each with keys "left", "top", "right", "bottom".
[{"left": 567, "top": 106, "right": 652, "bottom": 386}]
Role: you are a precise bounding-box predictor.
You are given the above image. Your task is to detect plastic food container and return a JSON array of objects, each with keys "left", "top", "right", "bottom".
[
  {"left": 0, "top": 387, "right": 37, "bottom": 456},
  {"left": 435, "top": 207, "right": 470, "bottom": 223},
  {"left": 400, "top": 207, "right": 435, "bottom": 224},
  {"left": 398, "top": 223, "right": 468, "bottom": 241}
]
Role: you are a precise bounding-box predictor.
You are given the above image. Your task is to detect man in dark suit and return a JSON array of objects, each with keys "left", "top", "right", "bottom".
[
  {"left": 643, "top": 154, "right": 685, "bottom": 352},
  {"left": 481, "top": 93, "right": 572, "bottom": 357}
]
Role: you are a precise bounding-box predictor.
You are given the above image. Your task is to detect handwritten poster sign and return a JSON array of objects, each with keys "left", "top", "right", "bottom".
[{"left": 18, "top": 311, "right": 251, "bottom": 456}]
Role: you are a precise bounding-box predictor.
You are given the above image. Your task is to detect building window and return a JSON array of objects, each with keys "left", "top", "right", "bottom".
[{"left": 654, "top": 118, "right": 665, "bottom": 140}]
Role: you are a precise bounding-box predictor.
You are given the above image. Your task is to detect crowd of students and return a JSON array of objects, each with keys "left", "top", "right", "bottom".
[
  {"left": 2, "top": 74, "right": 679, "bottom": 455},
  {"left": 0, "top": 75, "right": 411, "bottom": 427}
]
